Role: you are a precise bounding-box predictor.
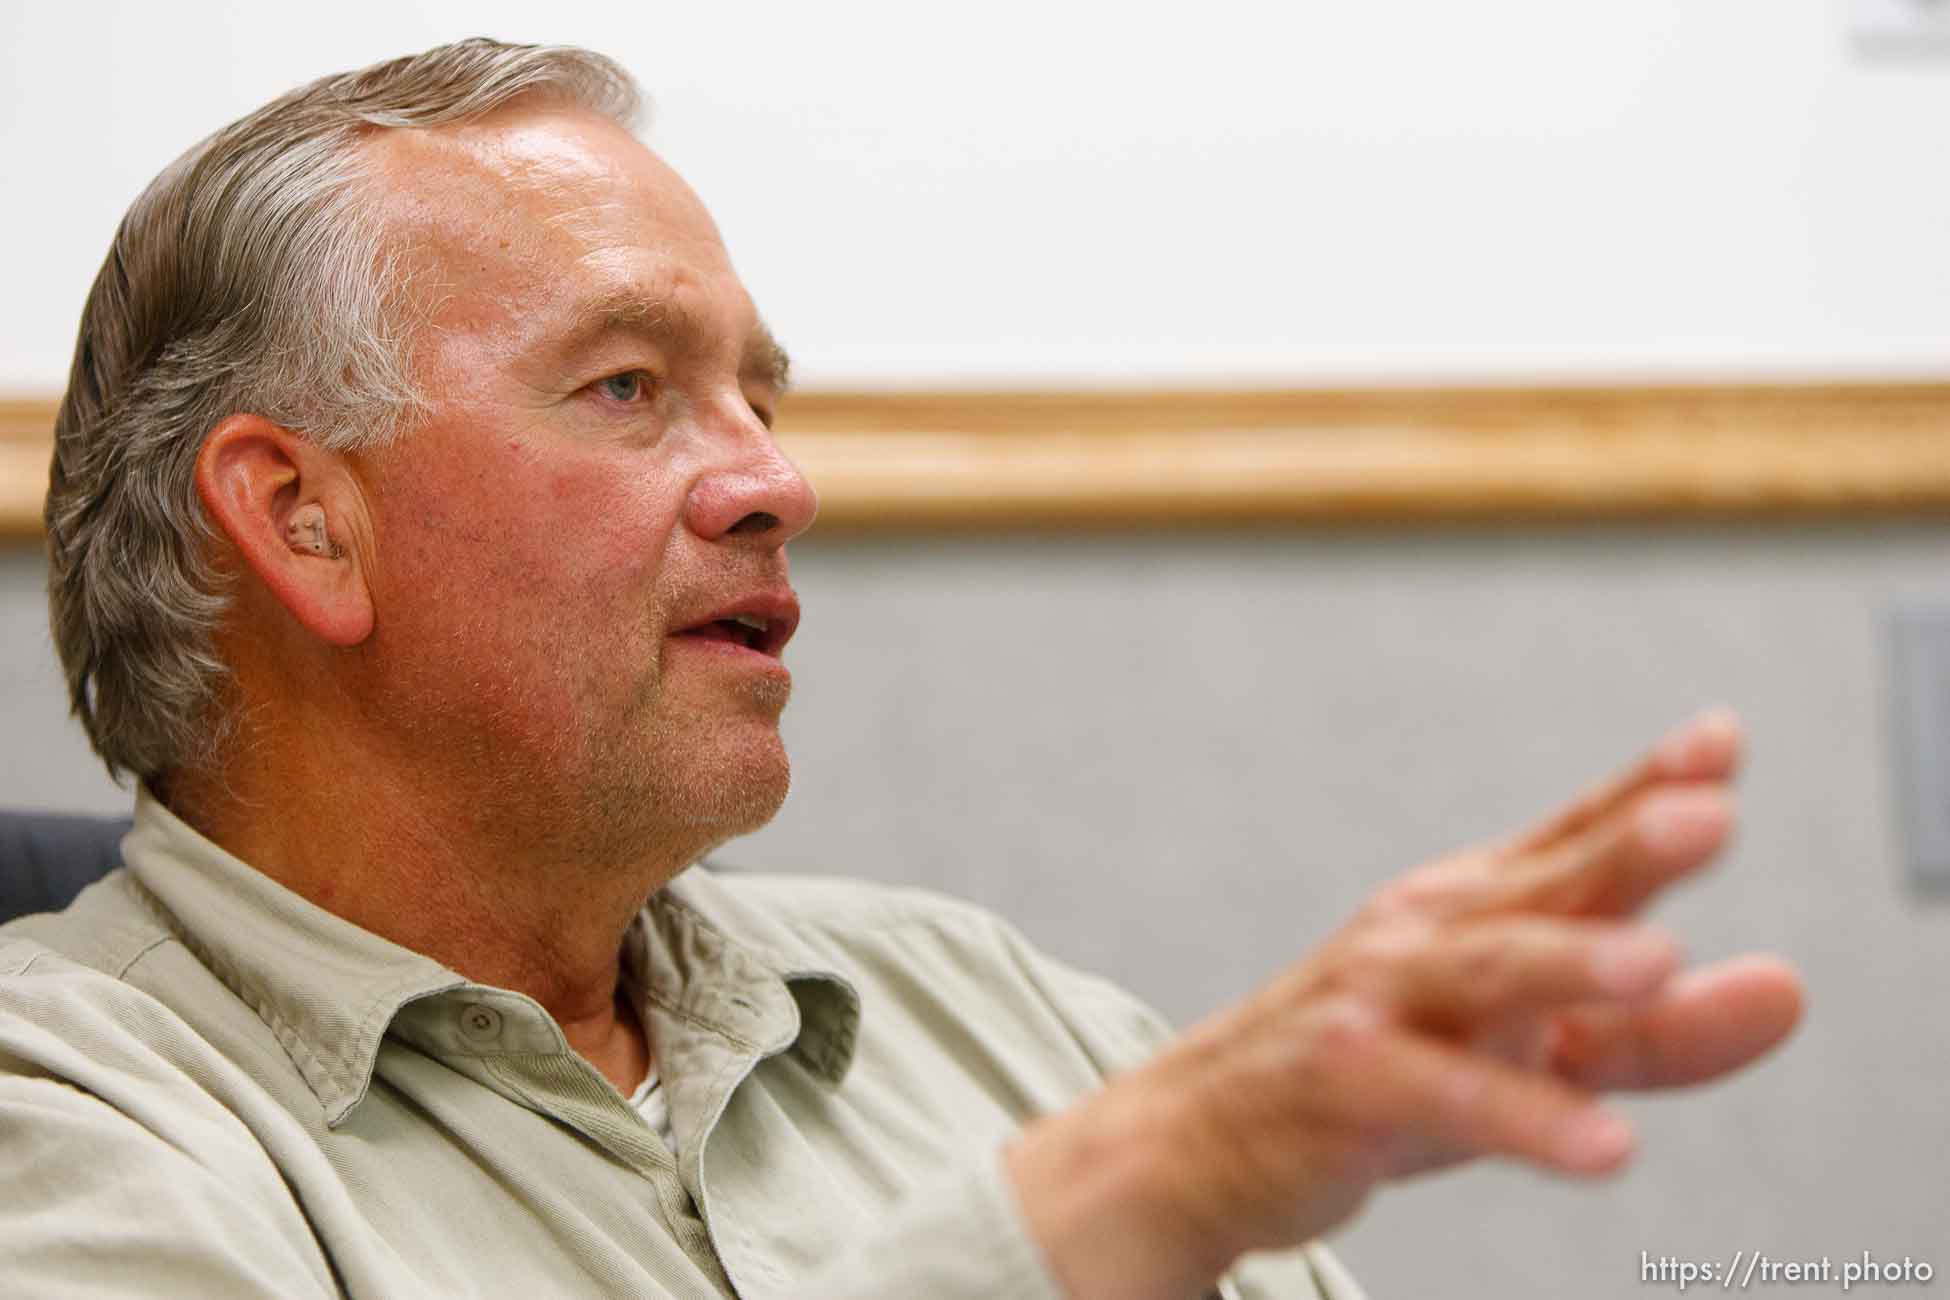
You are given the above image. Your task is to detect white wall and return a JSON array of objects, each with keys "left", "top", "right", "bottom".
[{"left": 3, "top": 0, "right": 1947, "bottom": 392}]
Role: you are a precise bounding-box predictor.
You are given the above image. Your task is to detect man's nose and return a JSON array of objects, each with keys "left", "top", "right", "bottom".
[{"left": 685, "top": 416, "right": 819, "bottom": 546}]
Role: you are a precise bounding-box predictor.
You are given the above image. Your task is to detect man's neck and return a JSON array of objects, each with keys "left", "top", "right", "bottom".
[{"left": 164, "top": 751, "right": 694, "bottom": 1093}]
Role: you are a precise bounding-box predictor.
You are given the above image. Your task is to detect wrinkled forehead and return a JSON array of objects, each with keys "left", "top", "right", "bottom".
[{"left": 358, "top": 104, "right": 745, "bottom": 345}]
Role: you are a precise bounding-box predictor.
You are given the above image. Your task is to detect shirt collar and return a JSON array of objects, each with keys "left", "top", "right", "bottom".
[
  {"left": 121, "top": 787, "right": 859, "bottom": 1125},
  {"left": 644, "top": 869, "right": 861, "bottom": 1086}
]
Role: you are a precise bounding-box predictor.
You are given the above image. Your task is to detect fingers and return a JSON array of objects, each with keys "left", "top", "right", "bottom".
[
  {"left": 1546, "top": 955, "right": 1805, "bottom": 1090},
  {"left": 1487, "top": 785, "right": 1736, "bottom": 919},
  {"left": 1385, "top": 784, "right": 1735, "bottom": 925},
  {"left": 1310, "top": 1005, "right": 1636, "bottom": 1178},
  {"left": 1371, "top": 714, "right": 1744, "bottom": 927},
  {"left": 1502, "top": 708, "right": 1744, "bottom": 858},
  {"left": 1378, "top": 918, "right": 1682, "bottom": 1028}
]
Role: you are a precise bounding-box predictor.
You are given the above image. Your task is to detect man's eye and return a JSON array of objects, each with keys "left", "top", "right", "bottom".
[{"left": 596, "top": 372, "right": 650, "bottom": 403}]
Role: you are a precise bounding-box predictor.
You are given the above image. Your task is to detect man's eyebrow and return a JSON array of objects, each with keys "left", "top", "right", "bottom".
[
  {"left": 549, "top": 290, "right": 792, "bottom": 393},
  {"left": 745, "top": 322, "right": 792, "bottom": 395}
]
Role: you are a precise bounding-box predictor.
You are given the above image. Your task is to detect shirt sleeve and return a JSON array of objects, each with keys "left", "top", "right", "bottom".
[{"left": 998, "top": 919, "right": 1371, "bottom": 1300}]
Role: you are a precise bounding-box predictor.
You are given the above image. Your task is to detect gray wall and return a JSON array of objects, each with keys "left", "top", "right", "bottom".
[{"left": 5, "top": 527, "right": 1947, "bottom": 1295}]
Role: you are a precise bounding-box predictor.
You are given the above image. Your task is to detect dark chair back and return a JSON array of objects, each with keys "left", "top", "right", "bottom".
[{"left": 0, "top": 811, "right": 132, "bottom": 924}]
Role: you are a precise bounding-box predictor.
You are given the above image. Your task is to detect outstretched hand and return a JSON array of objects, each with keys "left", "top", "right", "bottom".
[{"left": 1008, "top": 710, "right": 1804, "bottom": 1300}]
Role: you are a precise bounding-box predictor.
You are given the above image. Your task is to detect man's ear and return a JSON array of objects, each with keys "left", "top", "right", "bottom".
[{"left": 195, "top": 414, "right": 375, "bottom": 647}]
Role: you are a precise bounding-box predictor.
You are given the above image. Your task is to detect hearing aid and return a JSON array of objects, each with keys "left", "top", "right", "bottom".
[{"left": 286, "top": 504, "right": 343, "bottom": 560}]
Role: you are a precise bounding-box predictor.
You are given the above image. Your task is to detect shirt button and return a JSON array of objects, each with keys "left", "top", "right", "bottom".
[{"left": 458, "top": 1003, "right": 503, "bottom": 1044}]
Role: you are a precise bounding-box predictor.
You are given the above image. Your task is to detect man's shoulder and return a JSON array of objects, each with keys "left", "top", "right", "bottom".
[
  {"left": 0, "top": 867, "right": 177, "bottom": 982},
  {"left": 1, "top": 867, "right": 197, "bottom": 1039},
  {"left": 0, "top": 869, "right": 237, "bottom": 1097},
  {"left": 1, "top": 889, "right": 337, "bottom": 1296},
  {"left": 0, "top": 886, "right": 244, "bottom": 1115}
]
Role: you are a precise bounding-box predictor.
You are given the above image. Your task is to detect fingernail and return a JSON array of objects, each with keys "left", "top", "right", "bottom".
[
  {"left": 1560, "top": 1109, "right": 1634, "bottom": 1169},
  {"left": 1651, "top": 724, "right": 1697, "bottom": 771},
  {"left": 1592, "top": 931, "right": 1678, "bottom": 995},
  {"left": 1652, "top": 708, "right": 1739, "bottom": 772},
  {"left": 1637, "top": 790, "right": 1730, "bottom": 855}
]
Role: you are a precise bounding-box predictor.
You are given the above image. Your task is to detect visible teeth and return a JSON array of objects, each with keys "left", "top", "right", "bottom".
[{"left": 729, "top": 613, "right": 769, "bottom": 632}]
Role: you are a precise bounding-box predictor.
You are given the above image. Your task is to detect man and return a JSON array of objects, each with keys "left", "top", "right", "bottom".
[{"left": 1, "top": 38, "right": 1801, "bottom": 1299}]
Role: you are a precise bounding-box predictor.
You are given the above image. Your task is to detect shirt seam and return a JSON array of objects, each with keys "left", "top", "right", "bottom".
[
  {"left": 641, "top": 984, "right": 766, "bottom": 1054},
  {"left": 109, "top": 932, "right": 176, "bottom": 981}
]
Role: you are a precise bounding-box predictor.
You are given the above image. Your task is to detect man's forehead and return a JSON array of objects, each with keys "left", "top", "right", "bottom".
[
  {"left": 357, "top": 104, "right": 761, "bottom": 356},
  {"left": 361, "top": 105, "right": 727, "bottom": 284},
  {"left": 363, "top": 102, "right": 684, "bottom": 203}
]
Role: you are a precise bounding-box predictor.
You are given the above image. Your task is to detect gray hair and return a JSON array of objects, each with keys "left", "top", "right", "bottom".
[{"left": 46, "top": 38, "right": 641, "bottom": 782}]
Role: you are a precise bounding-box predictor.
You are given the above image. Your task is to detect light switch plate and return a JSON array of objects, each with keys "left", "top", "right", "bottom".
[
  {"left": 1855, "top": 0, "right": 1950, "bottom": 55},
  {"left": 1888, "top": 605, "right": 1950, "bottom": 896}
]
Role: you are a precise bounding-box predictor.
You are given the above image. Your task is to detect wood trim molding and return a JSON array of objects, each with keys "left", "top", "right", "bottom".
[
  {"left": 0, "top": 399, "right": 53, "bottom": 541},
  {"left": 6, "top": 382, "right": 1950, "bottom": 538}
]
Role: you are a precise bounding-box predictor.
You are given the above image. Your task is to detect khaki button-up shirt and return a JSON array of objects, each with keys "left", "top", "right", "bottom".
[{"left": 0, "top": 790, "right": 1360, "bottom": 1298}]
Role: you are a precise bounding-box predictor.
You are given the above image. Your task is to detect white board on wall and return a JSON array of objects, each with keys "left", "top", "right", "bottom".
[{"left": 3, "top": 0, "right": 1946, "bottom": 390}]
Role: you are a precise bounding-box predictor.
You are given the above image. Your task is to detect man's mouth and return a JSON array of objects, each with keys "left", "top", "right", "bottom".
[
  {"left": 672, "top": 594, "right": 799, "bottom": 659},
  {"left": 682, "top": 613, "right": 773, "bottom": 652}
]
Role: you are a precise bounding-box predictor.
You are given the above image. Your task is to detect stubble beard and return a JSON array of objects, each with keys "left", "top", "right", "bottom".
[
  {"left": 537, "top": 658, "right": 795, "bottom": 874},
  {"left": 377, "top": 631, "right": 794, "bottom": 891}
]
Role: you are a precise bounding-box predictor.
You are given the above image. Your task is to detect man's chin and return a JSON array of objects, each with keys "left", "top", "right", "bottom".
[
  {"left": 672, "top": 779, "right": 789, "bottom": 837},
  {"left": 658, "top": 735, "right": 792, "bottom": 838}
]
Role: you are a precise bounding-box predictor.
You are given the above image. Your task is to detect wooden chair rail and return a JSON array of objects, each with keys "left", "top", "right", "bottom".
[{"left": 5, "top": 382, "right": 1949, "bottom": 537}]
